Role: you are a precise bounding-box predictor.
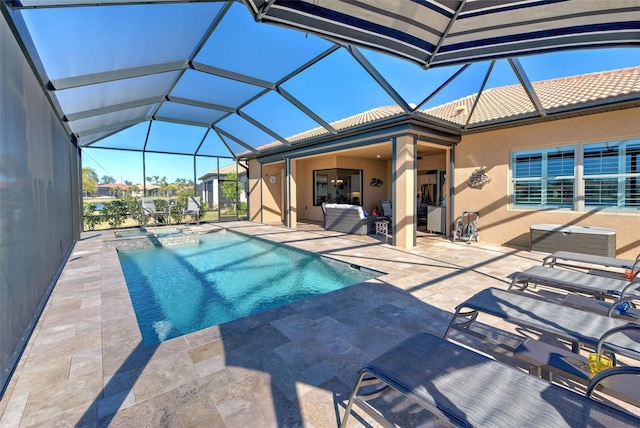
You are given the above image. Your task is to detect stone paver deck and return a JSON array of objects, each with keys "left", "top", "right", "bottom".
[{"left": 0, "top": 222, "right": 636, "bottom": 427}]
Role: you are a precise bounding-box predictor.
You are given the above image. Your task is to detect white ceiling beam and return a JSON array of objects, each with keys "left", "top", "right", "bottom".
[
  {"left": 166, "top": 96, "right": 236, "bottom": 113},
  {"left": 49, "top": 61, "right": 187, "bottom": 90},
  {"left": 72, "top": 117, "right": 149, "bottom": 138},
  {"left": 237, "top": 110, "right": 290, "bottom": 146},
  {"left": 63, "top": 96, "right": 164, "bottom": 121},
  {"left": 10, "top": 0, "right": 213, "bottom": 9},
  {"left": 192, "top": 61, "right": 275, "bottom": 89},
  {"left": 214, "top": 127, "right": 260, "bottom": 154},
  {"left": 276, "top": 87, "right": 337, "bottom": 135}
]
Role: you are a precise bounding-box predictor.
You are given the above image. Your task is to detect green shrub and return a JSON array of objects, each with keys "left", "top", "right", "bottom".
[
  {"left": 83, "top": 203, "right": 101, "bottom": 230},
  {"left": 124, "top": 196, "right": 144, "bottom": 226},
  {"left": 102, "top": 199, "right": 129, "bottom": 228}
]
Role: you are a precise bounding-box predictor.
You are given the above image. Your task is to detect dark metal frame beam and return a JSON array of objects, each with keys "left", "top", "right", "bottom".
[
  {"left": 347, "top": 45, "right": 412, "bottom": 113},
  {"left": 509, "top": 57, "right": 547, "bottom": 117}
]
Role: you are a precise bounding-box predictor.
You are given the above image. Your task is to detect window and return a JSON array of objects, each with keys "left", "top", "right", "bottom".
[
  {"left": 512, "top": 147, "right": 574, "bottom": 208},
  {"left": 313, "top": 168, "right": 362, "bottom": 206},
  {"left": 584, "top": 140, "right": 640, "bottom": 209}
]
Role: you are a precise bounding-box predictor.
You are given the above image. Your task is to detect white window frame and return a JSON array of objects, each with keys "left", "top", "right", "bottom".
[
  {"left": 510, "top": 146, "right": 575, "bottom": 209},
  {"left": 582, "top": 139, "right": 640, "bottom": 211}
]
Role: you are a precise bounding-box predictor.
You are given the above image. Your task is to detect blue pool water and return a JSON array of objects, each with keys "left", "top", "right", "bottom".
[{"left": 118, "top": 230, "right": 377, "bottom": 345}]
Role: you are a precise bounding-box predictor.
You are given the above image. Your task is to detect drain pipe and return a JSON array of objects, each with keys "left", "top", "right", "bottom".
[{"left": 448, "top": 146, "right": 455, "bottom": 238}]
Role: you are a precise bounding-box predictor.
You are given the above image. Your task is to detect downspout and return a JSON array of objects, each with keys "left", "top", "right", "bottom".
[
  {"left": 285, "top": 156, "right": 291, "bottom": 228},
  {"left": 413, "top": 136, "right": 418, "bottom": 247},
  {"left": 449, "top": 146, "right": 455, "bottom": 238},
  {"left": 391, "top": 137, "right": 397, "bottom": 245},
  {"left": 238, "top": 161, "right": 249, "bottom": 220},
  {"left": 192, "top": 156, "right": 197, "bottom": 196}
]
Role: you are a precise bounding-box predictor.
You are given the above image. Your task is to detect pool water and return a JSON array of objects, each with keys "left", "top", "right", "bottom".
[{"left": 118, "top": 230, "right": 377, "bottom": 344}]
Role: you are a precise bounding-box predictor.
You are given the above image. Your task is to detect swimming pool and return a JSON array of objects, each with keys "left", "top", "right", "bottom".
[{"left": 118, "top": 230, "right": 377, "bottom": 345}]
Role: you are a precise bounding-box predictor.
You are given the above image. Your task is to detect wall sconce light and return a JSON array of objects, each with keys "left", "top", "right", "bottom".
[{"left": 370, "top": 178, "right": 383, "bottom": 187}]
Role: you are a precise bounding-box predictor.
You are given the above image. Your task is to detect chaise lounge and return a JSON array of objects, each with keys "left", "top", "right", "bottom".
[{"left": 341, "top": 332, "right": 640, "bottom": 427}]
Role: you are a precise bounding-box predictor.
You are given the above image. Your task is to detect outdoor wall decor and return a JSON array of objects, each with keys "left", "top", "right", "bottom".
[
  {"left": 468, "top": 167, "right": 491, "bottom": 189},
  {"left": 370, "top": 178, "right": 383, "bottom": 187}
]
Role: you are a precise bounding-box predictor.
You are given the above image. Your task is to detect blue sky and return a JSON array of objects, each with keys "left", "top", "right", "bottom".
[
  {"left": 83, "top": 45, "right": 639, "bottom": 184},
  {"left": 26, "top": 2, "right": 637, "bottom": 185}
]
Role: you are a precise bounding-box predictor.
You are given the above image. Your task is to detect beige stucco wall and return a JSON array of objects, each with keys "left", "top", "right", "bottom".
[
  {"left": 248, "top": 159, "right": 261, "bottom": 222},
  {"left": 260, "top": 162, "right": 284, "bottom": 225},
  {"left": 455, "top": 107, "right": 640, "bottom": 258}
]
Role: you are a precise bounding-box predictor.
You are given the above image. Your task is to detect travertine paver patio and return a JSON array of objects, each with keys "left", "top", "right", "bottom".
[{"left": 0, "top": 222, "right": 634, "bottom": 427}]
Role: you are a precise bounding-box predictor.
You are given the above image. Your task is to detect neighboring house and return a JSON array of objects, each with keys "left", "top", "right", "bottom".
[
  {"left": 198, "top": 162, "right": 248, "bottom": 209},
  {"left": 96, "top": 183, "right": 129, "bottom": 197},
  {"left": 243, "top": 67, "right": 640, "bottom": 258},
  {"left": 142, "top": 184, "right": 161, "bottom": 197}
]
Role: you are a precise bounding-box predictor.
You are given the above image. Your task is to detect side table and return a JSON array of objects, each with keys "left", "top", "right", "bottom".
[{"left": 375, "top": 219, "right": 389, "bottom": 236}]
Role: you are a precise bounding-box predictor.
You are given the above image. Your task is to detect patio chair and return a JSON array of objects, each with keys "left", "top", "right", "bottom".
[
  {"left": 321, "top": 202, "right": 327, "bottom": 228},
  {"left": 507, "top": 265, "right": 640, "bottom": 300},
  {"left": 141, "top": 197, "right": 167, "bottom": 227},
  {"left": 514, "top": 336, "right": 640, "bottom": 407},
  {"left": 183, "top": 196, "right": 201, "bottom": 226},
  {"left": 542, "top": 250, "right": 639, "bottom": 271},
  {"left": 560, "top": 293, "right": 640, "bottom": 321},
  {"left": 417, "top": 201, "right": 427, "bottom": 230},
  {"left": 340, "top": 332, "right": 640, "bottom": 427},
  {"left": 379, "top": 200, "right": 392, "bottom": 221},
  {"left": 445, "top": 287, "right": 640, "bottom": 360}
]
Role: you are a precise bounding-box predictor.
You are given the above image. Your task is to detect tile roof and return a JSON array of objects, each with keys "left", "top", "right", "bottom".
[
  {"left": 424, "top": 66, "right": 640, "bottom": 126},
  {"left": 199, "top": 162, "right": 247, "bottom": 180},
  {"left": 97, "top": 183, "right": 129, "bottom": 189},
  {"left": 286, "top": 105, "right": 409, "bottom": 144},
  {"left": 251, "top": 66, "right": 640, "bottom": 153}
]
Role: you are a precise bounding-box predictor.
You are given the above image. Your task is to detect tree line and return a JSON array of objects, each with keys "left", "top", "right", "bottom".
[{"left": 82, "top": 167, "right": 195, "bottom": 198}]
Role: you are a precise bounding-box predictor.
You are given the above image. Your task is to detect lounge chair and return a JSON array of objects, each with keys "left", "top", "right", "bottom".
[
  {"left": 543, "top": 250, "right": 639, "bottom": 270},
  {"left": 141, "top": 197, "right": 167, "bottom": 227},
  {"left": 341, "top": 332, "right": 640, "bottom": 427},
  {"left": 560, "top": 293, "right": 640, "bottom": 321},
  {"left": 507, "top": 265, "right": 640, "bottom": 300},
  {"left": 445, "top": 287, "right": 640, "bottom": 360},
  {"left": 183, "top": 196, "right": 201, "bottom": 225},
  {"left": 417, "top": 201, "right": 427, "bottom": 230},
  {"left": 513, "top": 337, "right": 640, "bottom": 407},
  {"left": 379, "top": 200, "right": 392, "bottom": 221}
]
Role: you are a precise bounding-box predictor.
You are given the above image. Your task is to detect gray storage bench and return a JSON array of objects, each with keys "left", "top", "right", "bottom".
[{"left": 530, "top": 224, "right": 616, "bottom": 257}]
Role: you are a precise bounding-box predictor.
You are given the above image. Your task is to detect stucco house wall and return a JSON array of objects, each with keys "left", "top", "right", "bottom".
[
  {"left": 455, "top": 107, "right": 640, "bottom": 258},
  {"left": 260, "top": 162, "right": 285, "bottom": 224}
]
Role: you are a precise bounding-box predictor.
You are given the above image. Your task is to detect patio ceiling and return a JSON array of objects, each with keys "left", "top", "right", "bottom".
[{"left": 3, "top": 0, "right": 640, "bottom": 159}]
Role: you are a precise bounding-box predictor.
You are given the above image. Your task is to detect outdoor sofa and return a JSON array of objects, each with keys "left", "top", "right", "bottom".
[{"left": 322, "top": 203, "right": 377, "bottom": 235}]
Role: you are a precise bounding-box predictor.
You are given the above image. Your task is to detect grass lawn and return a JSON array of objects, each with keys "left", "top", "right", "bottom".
[{"left": 85, "top": 210, "right": 245, "bottom": 231}]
